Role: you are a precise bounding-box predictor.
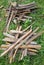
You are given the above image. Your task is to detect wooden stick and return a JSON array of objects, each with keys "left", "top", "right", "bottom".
[
  {"left": 19, "top": 1, "right": 36, "bottom": 7},
  {"left": 23, "top": 16, "right": 32, "bottom": 19},
  {"left": 13, "top": 49, "right": 18, "bottom": 60},
  {"left": 28, "top": 52, "right": 37, "bottom": 55},
  {"left": 17, "top": 12, "right": 26, "bottom": 22},
  {"left": 15, "top": 17, "right": 26, "bottom": 21},
  {"left": 4, "top": 5, "right": 12, "bottom": 32},
  {"left": 23, "top": 22, "right": 35, "bottom": 32},
  {"left": 16, "top": 2, "right": 37, "bottom": 10},
  {"left": 5, "top": 11, "right": 14, "bottom": 32},
  {"left": 9, "top": 49, "right": 13, "bottom": 64},
  {"left": 0, "top": 48, "right": 6, "bottom": 50},
  {"left": 0, "top": 44, "right": 41, "bottom": 50},
  {"left": 0, "top": 5, "right": 3, "bottom": 9},
  {"left": 15, "top": 26, "right": 22, "bottom": 39},
  {"left": 3, "top": 32, "right": 15, "bottom": 39},
  {"left": 28, "top": 49, "right": 38, "bottom": 52},
  {"left": 15, "top": 16, "right": 32, "bottom": 20},
  {"left": 1, "top": 44, "right": 11, "bottom": 48},
  {"left": 6, "top": 42, "right": 11, "bottom": 45},
  {"left": 9, "top": 30, "right": 25, "bottom": 34},
  {"left": 2, "top": 37, "right": 15, "bottom": 42},
  {"left": 6, "top": 5, "right": 12, "bottom": 23},
  {"left": 26, "top": 31, "right": 44, "bottom": 44},
  {"left": 20, "top": 50, "right": 25, "bottom": 60}
]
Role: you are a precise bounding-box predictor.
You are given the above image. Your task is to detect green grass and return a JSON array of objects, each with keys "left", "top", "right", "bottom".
[{"left": 0, "top": 0, "right": 44, "bottom": 65}]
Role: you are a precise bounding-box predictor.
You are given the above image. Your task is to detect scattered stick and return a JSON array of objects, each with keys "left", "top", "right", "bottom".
[
  {"left": 0, "top": 5, "right": 3, "bottom": 9},
  {"left": 3, "top": 32, "right": 15, "bottom": 39},
  {"left": 26, "top": 31, "right": 44, "bottom": 44},
  {"left": 2, "top": 37, "right": 16, "bottom": 42},
  {"left": 0, "top": 44, "right": 41, "bottom": 50},
  {"left": 23, "top": 22, "right": 35, "bottom": 32},
  {"left": 5, "top": 11, "right": 14, "bottom": 32},
  {"left": 28, "top": 52, "right": 37, "bottom": 55},
  {"left": 9, "top": 30, "right": 25, "bottom": 34}
]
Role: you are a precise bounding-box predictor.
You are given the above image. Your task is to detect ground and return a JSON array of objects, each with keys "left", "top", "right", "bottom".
[{"left": 0, "top": 0, "right": 44, "bottom": 65}]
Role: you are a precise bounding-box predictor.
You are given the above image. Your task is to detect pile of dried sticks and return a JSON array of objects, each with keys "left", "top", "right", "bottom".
[
  {"left": 4, "top": 1, "right": 38, "bottom": 32},
  {"left": 0, "top": 2, "right": 44, "bottom": 64}
]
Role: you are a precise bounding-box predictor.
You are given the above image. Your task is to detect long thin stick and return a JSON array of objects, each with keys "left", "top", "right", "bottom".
[
  {"left": 0, "top": 5, "right": 3, "bottom": 9},
  {"left": 9, "top": 30, "right": 25, "bottom": 34},
  {"left": 28, "top": 49, "right": 38, "bottom": 52},
  {"left": 3, "top": 32, "right": 15, "bottom": 39},
  {"left": 23, "top": 22, "right": 35, "bottom": 32},
  {"left": 0, "top": 44, "right": 41, "bottom": 49},
  {"left": 28, "top": 52, "right": 37, "bottom": 55},
  {"left": 2, "top": 37, "right": 15, "bottom": 42},
  {"left": 12, "top": 26, "right": 22, "bottom": 61},
  {"left": 5, "top": 11, "right": 14, "bottom": 32},
  {"left": 19, "top": 1, "right": 35, "bottom": 7},
  {"left": 26, "top": 31, "right": 44, "bottom": 44}
]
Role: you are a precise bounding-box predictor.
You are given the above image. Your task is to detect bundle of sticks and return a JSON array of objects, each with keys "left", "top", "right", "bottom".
[
  {"left": 0, "top": 2, "right": 44, "bottom": 64},
  {"left": 0, "top": 24, "right": 44, "bottom": 63},
  {"left": 4, "top": 1, "right": 38, "bottom": 32}
]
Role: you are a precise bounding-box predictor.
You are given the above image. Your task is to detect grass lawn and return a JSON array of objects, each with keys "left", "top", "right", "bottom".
[{"left": 0, "top": 0, "right": 44, "bottom": 65}]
